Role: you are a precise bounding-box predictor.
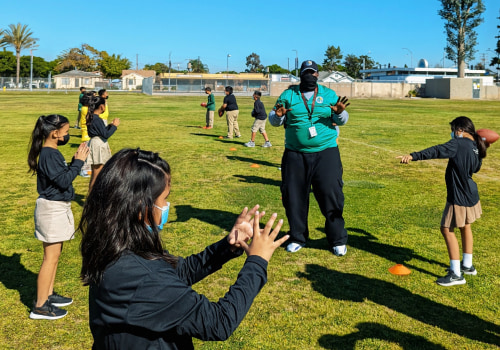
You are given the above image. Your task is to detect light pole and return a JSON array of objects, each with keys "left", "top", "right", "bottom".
[
  {"left": 402, "top": 47, "right": 413, "bottom": 68},
  {"left": 292, "top": 49, "right": 298, "bottom": 77},
  {"left": 226, "top": 54, "right": 231, "bottom": 86}
]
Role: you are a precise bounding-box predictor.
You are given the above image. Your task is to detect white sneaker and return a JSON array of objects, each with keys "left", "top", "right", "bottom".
[
  {"left": 262, "top": 141, "right": 272, "bottom": 148},
  {"left": 244, "top": 141, "right": 255, "bottom": 147},
  {"left": 286, "top": 242, "right": 305, "bottom": 253},
  {"left": 333, "top": 245, "right": 347, "bottom": 256}
]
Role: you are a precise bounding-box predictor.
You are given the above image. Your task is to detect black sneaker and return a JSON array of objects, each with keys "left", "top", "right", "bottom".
[
  {"left": 436, "top": 271, "right": 466, "bottom": 287},
  {"left": 48, "top": 291, "right": 73, "bottom": 307},
  {"left": 461, "top": 263, "right": 477, "bottom": 276},
  {"left": 29, "top": 300, "right": 67, "bottom": 320}
]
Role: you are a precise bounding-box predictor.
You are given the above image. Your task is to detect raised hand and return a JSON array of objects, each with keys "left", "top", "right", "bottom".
[
  {"left": 330, "top": 96, "right": 350, "bottom": 115},
  {"left": 74, "top": 142, "right": 90, "bottom": 161},
  {"left": 240, "top": 211, "right": 289, "bottom": 262},
  {"left": 112, "top": 118, "right": 120, "bottom": 127},
  {"left": 227, "top": 205, "right": 265, "bottom": 249},
  {"left": 274, "top": 103, "right": 292, "bottom": 117}
]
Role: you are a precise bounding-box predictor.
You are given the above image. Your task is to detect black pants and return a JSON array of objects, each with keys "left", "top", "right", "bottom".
[{"left": 281, "top": 147, "right": 347, "bottom": 248}]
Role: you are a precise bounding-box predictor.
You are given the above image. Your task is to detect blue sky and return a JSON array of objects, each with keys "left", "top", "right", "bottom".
[{"left": 1, "top": 0, "right": 498, "bottom": 73}]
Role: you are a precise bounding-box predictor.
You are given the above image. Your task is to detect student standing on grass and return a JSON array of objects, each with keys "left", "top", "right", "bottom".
[
  {"left": 203, "top": 87, "right": 215, "bottom": 129},
  {"left": 79, "top": 148, "right": 288, "bottom": 349},
  {"left": 28, "top": 114, "right": 90, "bottom": 320},
  {"left": 219, "top": 86, "right": 241, "bottom": 139},
  {"left": 75, "top": 86, "right": 86, "bottom": 129},
  {"left": 244, "top": 91, "right": 272, "bottom": 148},
  {"left": 398, "top": 116, "right": 487, "bottom": 287},
  {"left": 98, "top": 89, "right": 109, "bottom": 125},
  {"left": 86, "top": 95, "right": 120, "bottom": 191},
  {"left": 269, "top": 60, "right": 350, "bottom": 256}
]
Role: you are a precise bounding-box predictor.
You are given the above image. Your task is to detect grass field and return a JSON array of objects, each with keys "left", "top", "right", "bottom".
[{"left": 0, "top": 91, "right": 499, "bottom": 349}]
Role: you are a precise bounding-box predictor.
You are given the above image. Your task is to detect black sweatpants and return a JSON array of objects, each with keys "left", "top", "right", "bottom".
[{"left": 280, "top": 147, "right": 347, "bottom": 248}]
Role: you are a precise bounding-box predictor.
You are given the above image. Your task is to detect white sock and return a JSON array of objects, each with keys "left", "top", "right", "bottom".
[
  {"left": 450, "top": 260, "right": 461, "bottom": 276},
  {"left": 462, "top": 253, "right": 473, "bottom": 268}
]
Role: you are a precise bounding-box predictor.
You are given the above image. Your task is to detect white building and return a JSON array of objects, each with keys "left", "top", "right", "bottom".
[{"left": 361, "top": 59, "right": 493, "bottom": 85}]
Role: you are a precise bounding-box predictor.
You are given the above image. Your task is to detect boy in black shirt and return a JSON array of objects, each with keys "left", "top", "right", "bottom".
[{"left": 244, "top": 91, "right": 272, "bottom": 148}]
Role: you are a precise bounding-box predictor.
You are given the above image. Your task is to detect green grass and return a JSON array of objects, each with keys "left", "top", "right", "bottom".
[{"left": 0, "top": 91, "right": 499, "bottom": 349}]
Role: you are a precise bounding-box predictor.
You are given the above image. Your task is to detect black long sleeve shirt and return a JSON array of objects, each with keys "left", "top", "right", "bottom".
[
  {"left": 36, "top": 147, "right": 83, "bottom": 201},
  {"left": 251, "top": 99, "right": 267, "bottom": 120},
  {"left": 87, "top": 114, "right": 117, "bottom": 141},
  {"left": 89, "top": 238, "right": 268, "bottom": 350},
  {"left": 410, "top": 138, "right": 481, "bottom": 207}
]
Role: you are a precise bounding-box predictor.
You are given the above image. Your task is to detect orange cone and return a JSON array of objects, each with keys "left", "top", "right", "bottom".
[
  {"left": 229, "top": 147, "right": 237, "bottom": 151},
  {"left": 388, "top": 264, "right": 411, "bottom": 276},
  {"left": 250, "top": 163, "right": 260, "bottom": 168},
  {"left": 219, "top": 136, "right": 224, "bottom": 139}
]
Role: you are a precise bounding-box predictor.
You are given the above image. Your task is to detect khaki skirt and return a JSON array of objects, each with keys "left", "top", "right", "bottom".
[
  {"left": 34, "top": 198, "right": 75, "bottom": 243},
  {"left": 440, "top": 201, "right": 482, "bottom": 229},
  {"left": 87, "top": 136, "right": 112, "bottom": 165}
]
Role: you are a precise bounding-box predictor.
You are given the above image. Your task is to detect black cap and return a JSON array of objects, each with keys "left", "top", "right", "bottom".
[{"left": 300, "top": 60, "right": 318, "bottom": 75}]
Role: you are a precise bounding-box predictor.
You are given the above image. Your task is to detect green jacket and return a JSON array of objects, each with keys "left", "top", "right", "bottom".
[
  {"left": 276, "top": 85, "right": 342, "bottom": 153},
  {"left": 206, "top": 93, "right": 215, "bottom": 111}
]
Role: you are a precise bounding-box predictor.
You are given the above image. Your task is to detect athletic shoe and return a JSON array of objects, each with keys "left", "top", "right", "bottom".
[
  {"left": 461, "top": 263, "right": 477, "bottom": 275},
  {"left": 74, "top": 125, "right": 81, "bottom": 129},
  {"left": 262, "top": 141, "right": 272, "bottom": 148},
  {"left": 224, "top": 136, "right": 232, "bottom": 139},
  {"left": 244, "top": 141, "right": 255, "bottom": 147},
  {"left": 436, "top": 271, "right": 466, "bottom": 286},
  {"left": 286, "top": 242, "right": 305, "bottom": 253},
  {"left": 235, "top": 135, "right": 242, "bottom": 138},
  {"left": 332, "top": 245, "right": 347, "bottom": 256},
  {"left": 29, "top": 300, "right": 67, "bottom": 320},
  {"left": 48, "top": 291, "right": 73, "bottom": 307}
]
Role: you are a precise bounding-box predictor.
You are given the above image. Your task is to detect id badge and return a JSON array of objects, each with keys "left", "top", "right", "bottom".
[{"left": 309, "top": 126, "right": 317, "bottom": 138}]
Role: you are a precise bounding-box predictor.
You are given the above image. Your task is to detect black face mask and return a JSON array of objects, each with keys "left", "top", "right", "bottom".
[
  {"left": 57, "top": 134, "right": 70, "bottom": 146},
  {"left": 300, "top": 74, "right": 318, "bottom": 92}
]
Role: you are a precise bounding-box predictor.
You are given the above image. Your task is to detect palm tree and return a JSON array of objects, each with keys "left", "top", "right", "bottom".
[{"left": 0, "top": 23, "right": 38, "bottom": 86}]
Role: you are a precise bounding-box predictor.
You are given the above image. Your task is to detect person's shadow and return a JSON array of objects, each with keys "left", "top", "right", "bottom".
[
  {"left": 318, "top": 322, "right": 447, "bottom": 349},
  {"left": 173, "top": 205, "right": 237, "bottom": 232},
  {"left": 299, "top": 264, "right": 500, "bottom": 346},
  {"left": 233, "top": 174, "right": 281, "bottom": 187},
  {"left": 308, "top": 228, "right": 447, "bottom": 277},
  {"left": 0, "top": 253, "right": 37, "bottom": 309},
  {"left": 226, "top": 155, "right": 279, "bottom": 168}
]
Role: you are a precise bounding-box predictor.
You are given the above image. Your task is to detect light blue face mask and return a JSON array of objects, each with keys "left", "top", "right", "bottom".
[
  {"left": 147, "top": 202, "right": 170, "bottom": 232},
  {"left": 451, "top": 131, "right": 463, "bottom": 139}
]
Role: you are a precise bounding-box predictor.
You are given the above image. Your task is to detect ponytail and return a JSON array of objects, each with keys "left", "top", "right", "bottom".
[
  {"left": 473, "top": 132, "right": 487, "bottom": 159},
  {"left": 450, "top": 116, "right": 487, "bottom": 159},
  {"left": 85, "top": 94, "right": 105, "bottom": 126},
  {"left": 27, "top": 114, "right": 70, "bottom": 174}
]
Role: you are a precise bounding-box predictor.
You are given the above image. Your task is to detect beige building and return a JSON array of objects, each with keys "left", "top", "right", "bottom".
[
  {"left": 53, "top": 70, "right": 103, "bottom": 89},
  {"left": 121, "top": 70, "right": 156, "bottom": 90}
]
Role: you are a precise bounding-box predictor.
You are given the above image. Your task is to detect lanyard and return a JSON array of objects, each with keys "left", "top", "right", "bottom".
[{"left": 301, "top": 87, "right": 318, "bottom": 121}]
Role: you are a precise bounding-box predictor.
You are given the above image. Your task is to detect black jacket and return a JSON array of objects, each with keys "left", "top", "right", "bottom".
[
  {"left": 88, "top": 114, "right": 117, "bottom": 141},
  {"left": 411, "top": 138, "right": 481, "bottom": 206},
  {"left": 251, "top": 99, "right": 267, "bottom": 120},
  {"left": 89, "top": 238, "right": 268, "bottom": 349}
]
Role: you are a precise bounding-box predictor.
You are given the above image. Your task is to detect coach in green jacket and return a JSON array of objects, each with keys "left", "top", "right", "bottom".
[{"left": 269, "top": 60, "right": 350, "bottom": 256}]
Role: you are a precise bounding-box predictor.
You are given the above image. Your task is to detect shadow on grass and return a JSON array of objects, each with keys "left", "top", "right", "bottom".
[
  {"left": 318, "top": 322, "right": 446, "bottom": 349},
  {"left": 73, "top": 193, "right": 86, "bottom": 207},
  {"left": 233, "top": 174, "right": 281, "bottom": 187},
  {"left": 300, "top": 264, "right": 500, "bottom": 347},
  {"left": 173, "top": 205, "right": 236, "bottom": 232},
  {"left": 309, "top": 228, "right": 447, "bottom": 277},
  {"left": 0, "top": 253, "right": 36, "bottom": 309},
  {"left": 227, "top": 155, "right": 279, "bottom": 168}
]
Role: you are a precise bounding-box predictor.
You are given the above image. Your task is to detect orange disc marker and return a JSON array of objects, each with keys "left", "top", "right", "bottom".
[
  {"left": 250, "top": 163, "right": 260, "bottom": 168},
  {"left": 388, "top": 264, "right": 411, "bottom": 276},
  {"left": 218, "top": 136, "right": 224, "bottom": 139},
  {"left": 229, "top": 147, "right": 237, "bottom": 151}
]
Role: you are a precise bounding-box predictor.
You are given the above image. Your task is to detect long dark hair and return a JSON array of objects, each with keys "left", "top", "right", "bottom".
[
  {"left": 82, "top": 93, "right": 106, "bottom": 126},
  {"left": 450, "top": 116, "right": 487, "bottom": 159},
  {"left": 27, "top": 114, "right": 69, "bottom": 174},
  {"left": 79, "top": 148, "right": 177, "bottom": 285}
]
